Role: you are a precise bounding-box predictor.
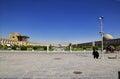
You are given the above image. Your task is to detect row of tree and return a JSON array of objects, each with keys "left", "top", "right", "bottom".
[
  {"left": 0, "top": 45, "right": 53, "bottom": 51},
  {"left": 0, "top": 44, "right": 120, "bottom": 51}
]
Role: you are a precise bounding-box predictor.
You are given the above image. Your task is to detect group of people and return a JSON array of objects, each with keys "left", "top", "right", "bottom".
[{"left": 92, "top": 49, "right": 99, "bottom": 59}]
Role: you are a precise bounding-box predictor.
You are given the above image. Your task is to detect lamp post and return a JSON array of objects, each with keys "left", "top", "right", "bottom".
[{"left": 99, "top": 16, "right": 104, "bottom": 58}]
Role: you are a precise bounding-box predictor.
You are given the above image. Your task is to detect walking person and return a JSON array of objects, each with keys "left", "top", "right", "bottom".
[{"left": 92, "top": 49, "right": 99, "bottom": 59}]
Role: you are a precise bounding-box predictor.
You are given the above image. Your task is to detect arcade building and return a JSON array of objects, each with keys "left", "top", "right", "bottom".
[{"left": 0, "top": 32, "right": 29, "bottom": 46}]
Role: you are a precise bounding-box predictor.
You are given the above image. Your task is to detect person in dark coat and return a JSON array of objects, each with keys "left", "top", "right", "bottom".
[{"left": 92, "top": 49, "right": 99, "bottom": 59}]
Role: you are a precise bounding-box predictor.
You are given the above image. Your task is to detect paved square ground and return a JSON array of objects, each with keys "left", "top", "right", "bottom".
[{"left": 0, "top": 51, "right": 120, "bottom": 79}]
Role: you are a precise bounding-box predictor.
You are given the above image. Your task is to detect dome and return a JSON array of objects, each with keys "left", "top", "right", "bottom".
[{"left": 103, "top": 34, "right": 113, "bottom": 40}]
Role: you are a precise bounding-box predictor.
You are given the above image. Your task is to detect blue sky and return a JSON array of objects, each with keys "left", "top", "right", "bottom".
[{"left": 0, "top": 0, "right": 120, "bottom": 44}]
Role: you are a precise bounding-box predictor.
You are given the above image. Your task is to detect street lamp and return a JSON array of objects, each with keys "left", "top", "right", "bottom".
[{"left": 99, "top": 16, "right": 104, "bottom": 58}]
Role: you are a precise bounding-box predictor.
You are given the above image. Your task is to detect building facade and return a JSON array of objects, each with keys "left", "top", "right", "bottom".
[
  {"left": 0, "top": 38, "right": 18, "bottom": 46},
  {"left": 0, "top": 32, "right": 29, "bottom": 46},
  {"left": 73, "top": 38, "right": 120, "bottom": 47}
]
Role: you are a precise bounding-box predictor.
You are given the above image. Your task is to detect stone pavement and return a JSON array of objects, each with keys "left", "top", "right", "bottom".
[{"left": 0, "top": 51, "right": 120, "bottom": 79}]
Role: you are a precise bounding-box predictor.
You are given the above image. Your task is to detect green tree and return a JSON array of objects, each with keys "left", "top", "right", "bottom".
[
  {"left": 44, "top": 46, "right": 47, "bottom": 51},
  {"left": 93, "top": 46, "right": 99, "bottom": 50},
  {"left": 11, "top": 46, "right": 16, "bottom": 50},
  {"left": 3, "top": 45, "right": 7, "bottom": 50},
  {"left": 116, "top": 45, "right": 120, "bottom": 51},
  {"left": 68, "top": 43, "right": 72, "bottom": 50},
  {"left": 20, "top": 46, "right": 27, "bottom": 50},
  {"left": 33, "top": 46, "right": 38, "bottom": 50},
  {"left": 0, "top": 44, "right": 2, "bottom": 49},
  {"left": 49, "top": 44, "right": 53, "bottom": 51}
]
